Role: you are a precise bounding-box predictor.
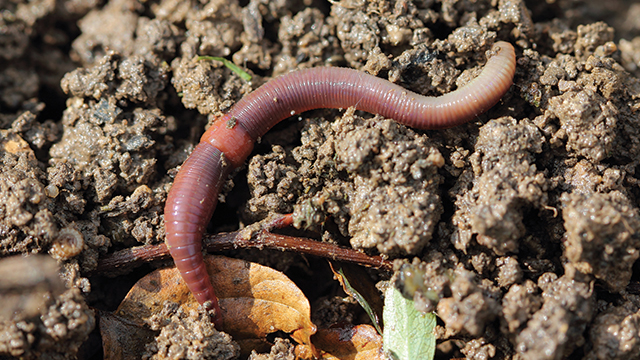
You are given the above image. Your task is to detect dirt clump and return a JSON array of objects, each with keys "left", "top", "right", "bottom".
[
  {"left": 247, "top": 111, "right": 445, "bottom": 254},
  {"left": 0, "top": 255, "right": 94, "bottom": 359},
  {"left": 586, "top": 295, "right": 640, "bottom": 360},
  {"left": 143, "top": 302, "right": 240, "bottom": 360}
]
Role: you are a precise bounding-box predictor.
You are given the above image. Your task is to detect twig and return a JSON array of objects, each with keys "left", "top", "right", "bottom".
[{"left": 93, "top": 226, "right": 391, "bottom": 275}]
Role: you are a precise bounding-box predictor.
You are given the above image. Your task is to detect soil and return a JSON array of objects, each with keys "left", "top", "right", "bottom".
[{"left": 1, "top": 0, "right": 640, "bottom": 359}]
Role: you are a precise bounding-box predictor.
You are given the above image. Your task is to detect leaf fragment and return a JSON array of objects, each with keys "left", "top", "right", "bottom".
[
  {"left": 382, "top": 284, "right": 436, "bottom": 360},
  {"left": 311, "top": 324, "right": 385, "bottom": 360},
  {"left": 115, "top": 255, "right": 316, "bottom": 354},
  {"left": 98, "top": 310, "right": 156, "bottom": 360}
]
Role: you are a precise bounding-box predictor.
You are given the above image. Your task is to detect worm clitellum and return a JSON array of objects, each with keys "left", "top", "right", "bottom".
[{"left": 164, "top": 41, "right": 516, "bottom": 327}]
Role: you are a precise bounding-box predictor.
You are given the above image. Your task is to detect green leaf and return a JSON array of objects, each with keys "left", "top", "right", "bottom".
[
  {"left": 197, "top": 56, "right": 252, "bottom": 81},
  {"left": 383, "top": 284, "right": 436, "bottom": 360}
]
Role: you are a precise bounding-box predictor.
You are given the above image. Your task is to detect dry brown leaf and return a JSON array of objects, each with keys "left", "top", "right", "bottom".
[
  {"left": 115, "top": 255, "right": 317, "bottom": 353},
  {"left": 98, "top": 310, "right": 157, "bottom": 360},
  {"left": 296, "top": 324, "right": 384, "bottom": 360}
]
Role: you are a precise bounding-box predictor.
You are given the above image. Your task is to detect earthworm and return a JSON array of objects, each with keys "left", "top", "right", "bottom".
[{"left": 164, "top": 41, "right": 516, "bottom": 327}]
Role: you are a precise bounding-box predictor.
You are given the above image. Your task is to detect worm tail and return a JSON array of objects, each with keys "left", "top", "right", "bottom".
[
  {"left": 232, "top": 42, "right": 516, "bottom": 137},
  {"left": 416, "top": 41, "right": 516, "bottom": 128},
  {"left": 164, "top": 142, "right": 230, "bottom": 327}
]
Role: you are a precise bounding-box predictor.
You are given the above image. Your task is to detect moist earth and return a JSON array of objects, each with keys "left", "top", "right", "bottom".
[{"left": 2, "top": 0, "right": 640, "bottom": 359}]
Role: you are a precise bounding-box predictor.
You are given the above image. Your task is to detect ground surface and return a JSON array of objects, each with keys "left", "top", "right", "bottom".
[{"left": 2, "top": 0, "right": 640, "bottom": 359}]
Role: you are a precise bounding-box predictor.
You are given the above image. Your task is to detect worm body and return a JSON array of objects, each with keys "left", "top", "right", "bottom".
[{"left": 164, "top": 41, "right": 516, "bottom": 326}]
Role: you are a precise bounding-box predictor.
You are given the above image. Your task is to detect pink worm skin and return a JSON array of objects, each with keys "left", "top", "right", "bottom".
[{"left": 165, "top": 41, "right": 516, "bottom": 327}]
